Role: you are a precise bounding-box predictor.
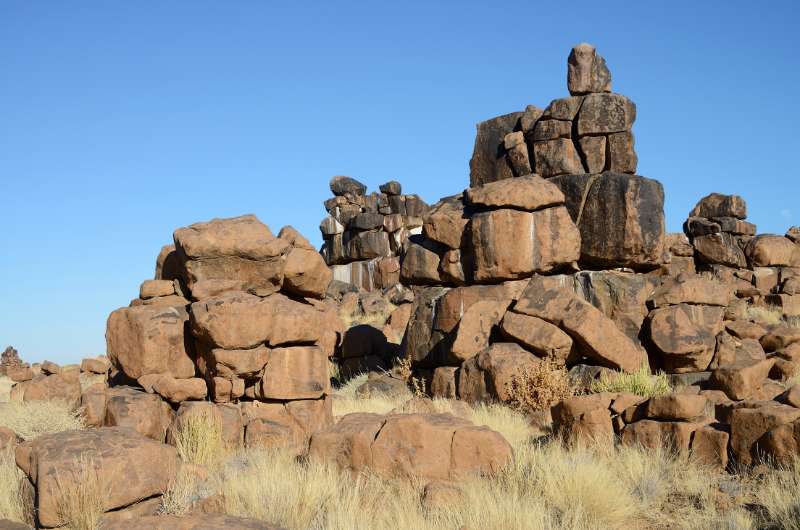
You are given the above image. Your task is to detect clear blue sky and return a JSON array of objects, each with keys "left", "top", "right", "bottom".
[{"left": 2, "top": 1, "right": 799, "bottom": 365}]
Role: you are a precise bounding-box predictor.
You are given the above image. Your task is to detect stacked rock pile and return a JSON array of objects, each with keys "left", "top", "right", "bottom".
[
  {"left": 320, "top": 176, "right": 429, "bottom": 291},
  {"left": 0, "top": 346, "right": 25, "bottom": 376}
]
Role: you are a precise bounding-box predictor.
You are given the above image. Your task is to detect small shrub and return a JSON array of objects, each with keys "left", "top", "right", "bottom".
[
  {"left": 160, "top": 467, "right": 202, "bottom": 517},
  {"left": 0, "top": 400, "right": 84, "bottom": 440},
  {"left": 506, "top": 358, "right": 574, "bottom": 414},
  {"left": 173, "top": 407, "right": 226, "bottom": 468},
  {"left": 0, "top": 447, "right": 32, "bottom": 524},
  {"left": 55, "top": 456, "right": 105, "bottom": 530},
  {"left": 746, "top": 305, "right": 784, "bottom": 326},
  {"left": 591, "top": 365, "right": 671, "bottom": 398}
]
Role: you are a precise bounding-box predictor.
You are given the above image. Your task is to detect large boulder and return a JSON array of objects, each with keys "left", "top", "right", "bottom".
[
  {"left": 729, "top": 404, "right": 800, "bottom": 465},
  {"left": 309, "top": 412, "right": 512, "bottom": 480},
  {"left": 422, "top": 195, "right": 469, "bottom": 250},
  {"left": 514, "top": 277, "right": 647, "bottom": 372},
  {"left": 745, "top": 235, "right": 800, "bottom": 267},
  {"left": 576, "top": 94, "right": 635, "bottom": 136},
  {"left": 550, "top": 173, "right": 665, "bottom": 269},
  {"left": 647, "top": 304, "right": 725, "bottom": 373},
  {"left": 173, "top": 215, "right": 289, "bottom": 297},
  {"left": 458, "top": 343, "right": 541, "bottom": 403},
  {"left": 190, "top": 292, "right": 337, "bottom": 352},
  {"left": 470, "top": 206, "right": 580, "bottom": 281},
  {"left": 104, "top": 388, "right": 174, "bottom": 441},
  {"left": 106, "top": 305, "right": 195, "bottom": 380},
  {"left": 14, "top": 427, "right": 178, "bottom": 528}
]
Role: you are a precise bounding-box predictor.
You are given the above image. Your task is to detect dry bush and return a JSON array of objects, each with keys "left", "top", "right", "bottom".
[
  {"left": 173, "top": 407, "right": 226, "bottom": 468},
  {"left": 0, "top": 400, "right": 84, "bottom": 440},
  {"left": 591, "top": 365, "right": 672, "bottom": 398},
  {"left": 505, "top": 358, "right": 574, "bottom": 414},
  {"left": 0, "top": 447, "right": 33, "bottom": 525},
  {"left": 55, "top": 456, "right": 105, "bottom": 530},
  {"left": 160, "top": 465, "right": 211, "bottom": 517}
]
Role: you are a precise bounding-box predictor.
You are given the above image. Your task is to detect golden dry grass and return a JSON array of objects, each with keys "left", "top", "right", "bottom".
[
  {"left": 172, "top": 407, "right": 226, "bottom": 468},
  {"left": 0, "top": 447, "right": 33, "bottom": 525},
  {"left": 746, "top": 305, "right": 785, "bottom": 326},
  {"left": 591, "top": 365, "right": 672, "bottom": 398},
  {"left": 54, "top": 456, "right": 105, "bottom": 530},
  {"left": 0, "top": 400, "right": 85, "bottom": 441}
]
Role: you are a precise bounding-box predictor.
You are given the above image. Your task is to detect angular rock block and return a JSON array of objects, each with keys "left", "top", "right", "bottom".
[
  {"left": 470, "top": 206, "right": 580, "bottom": 281},
  {"left": 567, "top": 43, "right": 612, "bottom": 95},
  {"left": 469, "top": 111, "right": 522, "bottom": 187},
  {"left": 551, "top": 172, "right": 666, "bottom": 269}
]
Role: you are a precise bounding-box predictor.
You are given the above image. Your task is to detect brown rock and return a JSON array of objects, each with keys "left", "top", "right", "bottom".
[
  {"left": 577, "top": 136, "right": 606, "bottom": 173},
  {"left": 729, "top": 404, "right": 800, "bottom": 465},
  {"left": 690, "top": 425, "right": 729, "bottom": 469},
  {"left": 154, "top": 244, "right": 181, "bottom": 281},
  {"left": 312, "top": 413, "right": 513, "bottom": 480},
  {"left": 757, "top": 419, "right": 800, "bottom": 466},
  {"left": 533, "top": 139, "right": 584, "bottom": 178},
  {"left": 550, "top": 172, "right": 665, "bottom": 269},
  {"left": 666, "top": 233, "right": 694, "bottom": 257},
  {"left": 745, "top": 235, "right": 800, "bottom": 267},
  {"left": 552, "top": 394, "right": 615, "bottom": 445},
  {"left": 40, "top": 361, "right": 60, "bottom": 375},
  {"left": 258, "top": 346, "right": 329, "bottom": 400},
  {"left": 81, "top": 357, "right": 111, "bottom": 374},
  {"left": 567, "top": 43, "right": 612, "bottom": 95},
  {"left": 690, "top": 193, "right": 747, "bottom": 220},
  {"left": 422, "top": 195, "right": 468, "bottom": 249},
  {"left": 15, "top": 427, "right": 178, "bottom": 528},
  {"left": 6, "top": 366, "right": 33, "bottom": 382},
  {"left": 761, "top": 326, "right": 800, "bottom": 352},
  {"left": 167, "top": 401, "right": 244, "bottom": 450},
  {"left": 106, "top": 305, "right": 195, "bottom": 380},
  {"left": 504, "top": 131, "right": 532, "bottom": 176},
  {"left": 692, "top": 233, "right": 747, "bottom": 268},
  {"left": 576, "top": 93, "right": 635, "bottom": 135},
  {"left": 515, "top": 278, "right": 647, "bottom": 372},
  {"left": 431, "top": 367, "right": 458, "bottom": 399},
  {"left": 465, "top": 174, "right": 565, "bottom": 212},
  {"left": 458, "top": 343, "right": 540, "bottom": 404},
  {"left": 725, "top": 321, "right": 767, "bottom": 341},
  {"left": 647, "top": 274, "right": 731, "bottom": 308},
  {"left": 470, "top": 207, "right": 580, "bottom": 281},
  {"left": 400, "top": 242, "right": 442, "bottom": 285},
  {"left": 174, "top": 214, "right": 288, "bottom": 296},
  {"left": 20, "top": 373, "right": 81, "bottom": 408},
  {"left": 644, "top": 393, "right": 709, "bottom": 420},
  {"left": 139, "top": 279, "right": 176, "bottom": 299},
  {"left": 0, "top": 426, "right": 17, "bottom": 452},
  {"left": 468, "top": 111, "right": 521, "bottom": 187},
  {"left": 190, "top": 292, "right": 332, "bottom": 350},
  {"left": 621, "top": 420, "right": 696, "bottom": 455},
  {"left": 648, "top": 304, "right": 724, "bottom": 373},
  {"left": 606, "top": 131, "right": 637, "bottom": 174},
  {"left": 104, "top": 389, "right": 174, "bottom": 441},
  {"left": 542, "top": 96, "right": 584, "bottom": 121},
  {"left": 150, "top": 375, "right": 207, "bottom": 403},
  {"left": 532, "top": 119, "right": 571, "bottom": 141},
  {"left": 500, "top": 311, "right": 573, "bottom": 360},
  {"left": 711, "top": 359, "right": 776, "bottom": 400},
  {"left": 450, "top": 300, "right": 508, "bottom": 362},
  {"left": 282, "top": 247, "right": 332, "bottom": 299}
]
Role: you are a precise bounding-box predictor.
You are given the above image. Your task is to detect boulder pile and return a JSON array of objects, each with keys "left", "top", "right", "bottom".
[
  {"left": 320, "top": 176, "right": 429, "bottom": 291},
  {"left": 103, "top": 214, "right": 342, "bottom": 453},
  {"left": 0, "top": 345, "right": 26, "bottom": 377}
]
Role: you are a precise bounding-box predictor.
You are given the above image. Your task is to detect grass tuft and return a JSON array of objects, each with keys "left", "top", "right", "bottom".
[
  {"left": 173, "top": 407, "right": 226, "bottom": 468},
  {"left": 591, "top": 365, "right": 672, "bottom": 398},
  {"left": 55, "top": 455, "right": 105, "bottom": 530}
]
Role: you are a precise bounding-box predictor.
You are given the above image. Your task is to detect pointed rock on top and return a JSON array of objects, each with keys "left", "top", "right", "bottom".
[{"left": 567, "top": 43, "right": 612, "bottom": 95}]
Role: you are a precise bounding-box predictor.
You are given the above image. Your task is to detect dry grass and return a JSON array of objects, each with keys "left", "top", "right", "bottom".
[
  {"left": 746, "top": 305, "right": 785, "bottom": 326},
  {"left": 160, "top": 466, "right": 205, "bottom": 517},
  {"left": 0, "top": 400, "right": 85, "bottom": 440},
  {"left": 172, "top": 407, "right": 226, "bottom": 468},
  {"left": 591, "top": 365, "right": 672, "bottom": 398},
  {"left": 55, "top": 455, "right": 105, "bottom": 530},
  {"left": 751, "top": 458, "right": 800, "bottom": 529},
  {"left": 0, "top": 376, "right": 13, "bottom": 403},
  {"left": 506, "top": 358, "right": 574, "bottom": 413},
  {"left": 0, "top": 447, "right": 33, "bottom": 525}
]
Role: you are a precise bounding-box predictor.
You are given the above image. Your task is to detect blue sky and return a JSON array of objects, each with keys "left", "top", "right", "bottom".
[{"left": 2, "top": 1, "right": 799, "bottom": 364}]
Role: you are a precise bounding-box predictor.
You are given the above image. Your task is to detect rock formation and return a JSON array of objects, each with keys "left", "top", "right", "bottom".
[
  {"left": 320, "top": 176, "right": 429, "bottom": 291},
  {"left": 0, "top": 345, "right": 25, "bottom": 376}
]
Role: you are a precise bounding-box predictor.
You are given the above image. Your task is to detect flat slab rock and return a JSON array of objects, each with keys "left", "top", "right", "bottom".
[
  {"left": 308, "top": 412, "right": 512, "bottom": 481},
  {"left": 15, "top": 427, "right": 179, "bottom": 528}
]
